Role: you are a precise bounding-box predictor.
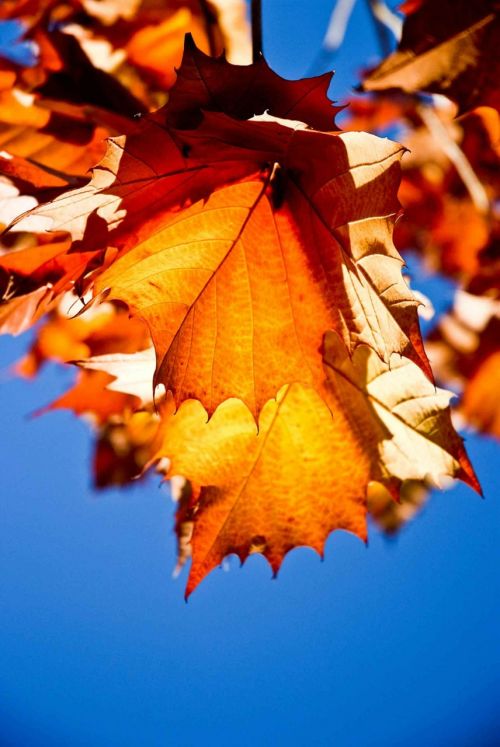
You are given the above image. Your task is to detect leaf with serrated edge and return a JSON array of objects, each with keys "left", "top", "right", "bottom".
[
  {"left": 156, "top": 383, "right": 370, "bottom": 598},
  {"left": 92, "top": 122, "right": 428, "bottom": 415},
  {"left": 323, "top": 332, "right": 480, "bottom": 493},
  {"left": 154, "top": 333, "right": 478, "bottom": 596},
  {"left": 21, "top": 42, "right": 430, "bottom": 415}
]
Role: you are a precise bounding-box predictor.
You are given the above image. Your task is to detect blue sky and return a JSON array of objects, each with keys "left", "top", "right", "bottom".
[{"left": 1, "top": 2, "right": 499, "bottom": 746}]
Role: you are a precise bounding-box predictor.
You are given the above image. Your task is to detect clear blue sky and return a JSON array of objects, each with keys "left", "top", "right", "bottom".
[{"left": 1, "top": 3, "right": 499, "bottom": 746}]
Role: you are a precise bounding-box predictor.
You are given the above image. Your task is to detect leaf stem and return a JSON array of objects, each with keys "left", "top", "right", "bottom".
[
  {"left": 198, "top": 0, "right": 218, "bottom": 57},
  {"left": 323, "top": 0, "right": 358, "bottom": 53},
  {"left": 251, "top": 0, "right": 263, "bottom": 61},
  {"left": 365, "top": 0, "right": 402, "bottom": 55},
  {"left": 417, "top": 100, "right": 491, "bottom": 215},
  {"left": 307, "top": 0, "right": 357, "bottom": 75}
]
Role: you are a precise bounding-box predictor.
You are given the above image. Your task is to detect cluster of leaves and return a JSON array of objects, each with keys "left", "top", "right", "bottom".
[{"left": 0, "top": 0, "right": 497, "bottom": 596}]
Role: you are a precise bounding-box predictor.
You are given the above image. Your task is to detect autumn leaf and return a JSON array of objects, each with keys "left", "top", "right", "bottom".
[
  {"left": 0, "top": 0, "right": 250, "bottom": 107},
  {"left": 0, "top": 234, "right": 72, "bottom": 276},
  {"left": 93, "top": 409, "right": 161, "bottom": 488},
  {"left": 0, "top": 38, "right": 138, "bottom": 187},
  {"left": 26, "top": 42, "right": 430, "bottom": 415},
  {"left": 391, "top": 103, "right": 498, "bottom": 285},
  {"left": 44, "top": 368, "right": 141, "bottom": 423},
  {"left": 77, "top": 346, "right": 156, "bottom": 404},
  {"left": 0, "top": 229, "right": 106, "bottom": 333},
  {"left": 166, "top": 36, "right": 342, "bottom": 130},
  {"left": 93, "top": 144, "right": 426, "bottom": 416},
  {"left": 0, "top": 151, "right": 73, "bottom": 195},
  {"left": 367, "top": 480, "right": 430, "bottom": 535},
  {"left": 20, "top": 302, "right": 151, "bottom": 418},
  {"left": 0, "top": 283, "right": 51, "bottom": 335},
  {"left": 426, "top": 291, "right": 500, "bottom": 438},
  {"left": 0, "top": 16, "right": 487, "bottom": 598},
  {"left": 154, "top": 332, "right": 477, "bottom": 596},
  {"left": 362, "top": 0, "right": 500, "bottom": 114},
  {"left": 157, "top": 383, "right": 370, "bottom": 597},
  {"left": 322, "top": 333, "right": 478, "bottom": 493},
  {"left": 22, "top": 38, "right": 343, "bottom": 243},
  {"left": 16, "top": 301, "right": 151, "bottom": 375},
  {"left": 0, "top": 1, "right": 148, "bottom": 199}
]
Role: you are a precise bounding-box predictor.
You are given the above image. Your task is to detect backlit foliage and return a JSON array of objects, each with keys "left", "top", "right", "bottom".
[{"left": 1, "top": 0, "right": 497, "bottom": 595}]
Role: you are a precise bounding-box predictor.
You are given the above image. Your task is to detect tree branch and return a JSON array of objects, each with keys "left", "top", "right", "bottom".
[
  {"left": 198, "top": 0, "right": 218, "bottom": 57},
  {"left": 251, "top": 0, "right": 263, "bottom": 61},
  {"left": 307, "top": 0, "right": 357, "bottom": 75},
  {"left": 365, "top": 0, "right": 402, "bottom": 54},
  {"left": 418, "top": 100, "right": 491, "bottom": 215}
]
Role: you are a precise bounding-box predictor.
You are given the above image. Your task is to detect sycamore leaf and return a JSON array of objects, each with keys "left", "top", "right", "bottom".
[
  {"left": 0, "top": 27, "right": 483, "bottom": 596},
  {"left": 21, "top": 40, "right": 342, "bottom": 242},
  {"left": 362, "top": 0, "right": 500, "bottom": 114},
  {"left": 157, "top": 383, "right": 371, "bottom": 597},
  {"left": 154, "top": 333, "right": 478, "bottom": 596},
  {"left": 322, "top": 333, "right": 478, "bottom": 492},
  {"left": 166, "top": 35, "right": 342, "bottom": 130},
  {"left": 27, "top": 43, "right": 429, "bottom": 415},
  {"left": 93, "top": 126, "right": 429, "bottom": 415}
]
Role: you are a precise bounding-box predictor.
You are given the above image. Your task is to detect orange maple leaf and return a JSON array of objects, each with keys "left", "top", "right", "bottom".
[
  {"left": 154, "top": 333, "right": 477, "bottom": 596},
  {"left": 158, "top": 382, "right": 370, "bottom": 596},
  {"left": 28, "top": 42, "right": 430, "bottom": 415},
  {"left": 1, "top": 37, "right": 483, "bottom": 594}
]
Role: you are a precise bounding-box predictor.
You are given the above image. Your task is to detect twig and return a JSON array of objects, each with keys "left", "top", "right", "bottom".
[
  {"left": 417, "top": 100, "right": 491, "bottom": 215},
  {"left": 251, "top": 0, "right": 263, "bottom": 61},
  {"left": 198, "top": 0, "right": 218, "bottom": 57},
  {"left": 366, "top": 0, "right": 402, "bottom": 51},
  {"left": 307, "top": 0, "right": 358, "bottom": 75},
  {"left": 323, "top": 0, "right": 358, "bottom": 51}
]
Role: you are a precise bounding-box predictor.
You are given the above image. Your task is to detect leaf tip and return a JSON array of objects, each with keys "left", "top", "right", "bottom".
[{"left": 459, "top": 462, "right": 483, "bottom": 497}]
